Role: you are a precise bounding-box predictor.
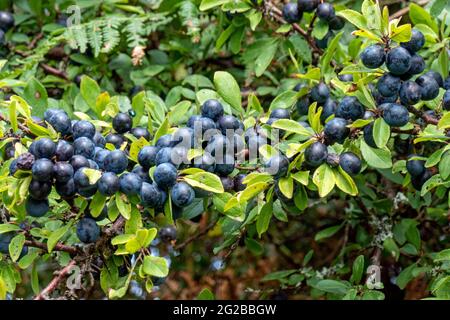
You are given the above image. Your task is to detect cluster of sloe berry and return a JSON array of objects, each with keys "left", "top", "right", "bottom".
[
  {"left": 359, "top": 29, "right": 450, "bottom": 188},
  {"left": 282, "top": 0, "right": 345, "bottom": 49},
  {"left": 0, "top": 10, "right": 14, "bottom": 44}
]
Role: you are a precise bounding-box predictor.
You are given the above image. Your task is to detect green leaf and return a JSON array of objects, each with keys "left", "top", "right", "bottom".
[
  {"left": 80, "top": 76, "right": 101, "bottom": 112},
  {"left": 143, "top": 255, "right": 169, "bottom": 277},
  {"left": 256, "top": 201, "right": 272, "bottom": 237},
  {"left": 214, "top": 71, "right": 243, "bottom": 115},
  {"left": 383, "top": 237, "right": 400, "bottom": 261},
  {"left": 199, "top": 0, "right": 230, "bottom": 11},
  {"left": 278, "top": 177, "right": 293, "bottom": 199},
  {"left": 362, "top": 0, "right": 382, "bottom": 31},
  {"left": 197, "top": 288, "right": 215, "bottom": 300},
  {"left": 390, "top": 24, "right": 412, "bottom": 43},
  {"left": 48, "top": 225, "right": 70, "bottom": 253},
  {"left": 269, "top": 90, "right": 298, "bottom": 111},
  {"left": 115, "top": 193, "right": 131, "bottom": 220},
  {"left": 335, "top": 167, "right": 358, "bottom": 196},
  {"left": 23, "top": 77, "right": 48, "bottom": 118},
  {"left": 434, "top": 248, "right": 450, "bottom": 262},
  {"left": 409, "top": 3, "right": 439, "bottom": 33},
  {"left": 373, "top": 118, "right": 390, "bottom": 148},
  {"left": 262, "top": 269, "right": 297, "bottom": 281},
  {"left": 0, "top": 224, "right": 21, "bottom": 234},
  {"left": 314, "top": 224, "right": 343, "bottom": 242},
  {"left": 8, "top": 234, "right": 25, "bottom": 262},
  {"left": 360, "top": 140, "right": 392, "bottom": 169},
  {"left": 271, "top": 119, "right": 313, "bottom": 137},
  {"left": 90, "top": 193, "right": 107, "bottom": 219},
  {"left": 312, "top": 164, "right": 335, "bottom": 197},
  {"left": 238, "top": 182, "right": 269, "bottom": 203},
  {"left": 0, "top": 277, "right": 6, "bottom": 300},
  {"left": 350, "top": 255, "right": 365, "bottom": 284},
  {"left": 396, "top": 263, "right": 417, "bottom": 289},
  {"left": 254, "top": 38, "right": 278, "bottom": 77},
  {"left": 82, "top": 168, "right": 102, "bottom": 185},
  {"left": 314, "top": 279, "right": 350, "bottom": 295},
  {"left": 337, "top": 10, "right": 367, "bottom": 30},
  {"left": 184, "top": 172, "right": 224, "bottom": 193}
]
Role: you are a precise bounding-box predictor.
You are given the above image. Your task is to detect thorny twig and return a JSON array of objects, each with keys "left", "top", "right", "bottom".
[{"left": 34, "top": 260, "right": 77, "bottom": 300}]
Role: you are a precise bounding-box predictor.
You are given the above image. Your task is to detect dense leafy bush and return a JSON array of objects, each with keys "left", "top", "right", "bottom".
[{"left": 0, "top": 0, "right": 449, "bottom": 300}]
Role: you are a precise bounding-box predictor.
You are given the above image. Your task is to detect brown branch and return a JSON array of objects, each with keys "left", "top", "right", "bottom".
[
  {"left": 355, "top": 197, "right": 371, "bottom": 216},
  {"left": 24, "top": 239, "right": 79, "bottom": 255},
  {"left": 39, "top": 63, "right": 69, "bottom": 80},
  {"left": 174, "top": 218, "right": 218, "bottom": 251},
  {"left": 405, "top": 105, "right": 439, "bottom": 125},
  {"left": 28, "top": 32, "right": 44, "bottom": 50},
  {"left": 389, "top": 0, "right": 431, "bottom": 20},
  {"left": 34, "top": 260, "right": 77, "bottom": 300}
]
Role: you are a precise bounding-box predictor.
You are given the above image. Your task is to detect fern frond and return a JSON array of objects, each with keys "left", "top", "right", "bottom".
[
  {"left": 102, "top": 19, "right": 122, "bottom": 53},
  {"left": 88, "top": 20, "right": 104, "bottom": 57},
  {"left": 125, "top": 19, "right": 146, "bottom": 48}
]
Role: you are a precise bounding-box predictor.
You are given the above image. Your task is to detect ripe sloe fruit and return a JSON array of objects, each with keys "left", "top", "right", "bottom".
[
  {"left": 316, "top": 3, "right": 335, "bottom": 21},
  {"left": 104, "top": 150, "right": 128, "bottom": 174},
  {"left": 399, "top": 81, "right": 422, "bottom": 105},
  {"left": 400, "top": 29, "right": 425, "bottom": 53},
  {"left": 154, "top": 163, "right": 177, "bottom": 189},
  {"left": 25, "top": 197, "right": 49, "bottom": 217},
  {"left": 72, "top": 120, "right": 96, "bottom": 140},
  {"left": 339, "top": 152, "right": 362, "bottom": 175},
  {"left": 386, "top": 47, "right": 412, "bottom": 75},
  {"left": 32, "top": 138, "right": 56, "bottom": 159},
  {"left": 201, "top": 99, "right": 224, "bottom": 121},
  {"left": 28, "top": 180, "right": 52, "bottom": 200},
  {"left": 138, "top": 146, "right": 159, "bottom": 170},
  {"left": 304, "top": 142, "right": 328, "bottom": 167},
  {"left": 130, "top": 127, "right": 151, "bottom": 140},
  {"left": 55, "top": 140, "right": 74, "bottom": 161},
  {"left": 416, "top": 75, "right": 440, "bottom": 101},
  {"left": 361, "top": 45, "right": 385, "bottom": 69},
  {"left": 105, "top": 133, "right": 125, "bottom": 149},
  {"left": 282, "top": 3, "right": 301, "bottom": 23},
  {"left": 324, "top": 117, "right": 349, "bottom": 144},
  {"left": 406, "top": 155, "right": 425, "bottom": 177},
  {"left": 73, "top": 137, "right": 95, "bottom": 159},
  {"left": 265, "top": 154, "right": 289, "bottom": 178},
  {"left": 112, "top": 113, "right": 132, "bottom": 134},
  {"left": 336, "top": 96, "right": 365, "bottom": 121},
  {"left": 70, "top": 155, "right": 90, "bottom": 172},
  {"left": 171, "top": 182, "right": 195, "bottom": 207},
  {"left": 234, "top": 174, "right": 247, "bottom": 191},
  {"left": 54, "top": 162, "right": 74, "bottom": 183},
  {"left": 76, "top": 218, "right": 100, "bottom": 243},
  {"left": 98, "top": 172, "right": 120, "bottom": 196},
  {"left": 119, "top": 173, "right": 143, "bottom": 196},
  {"left": 32, "top": 158, "right": 54, "bottom": 181},
  {"left": 311, "top": 82, "right": 330, "bottom": 104},
  {"left": 377, "top": 73, "right": 401, "bottom": 97},
  {"left": 382, "top": 103, "right": 409, "bottom": 127}
]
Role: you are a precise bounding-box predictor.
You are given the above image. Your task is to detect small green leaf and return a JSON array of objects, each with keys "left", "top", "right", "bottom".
[
  {"left": 8, "top": 234, "right": 25, "bottom": 262},
  {"left": 373, "top": 118, "right": 390, "bottom": 148},
  {"left": 214, "top": 71, "right": 243, "bottom": 115},
  {"left": 183, "top": 172, "right": 224, "bottom": 193},
  {"left": 314, "top": 224, "right": 343, "bottom": 242},
  {"left": 48, "top": 225, "right": 70, "bottom": 253},
  {"left": 312, "top": 164, "right": 335, "bottom": 197},
  {"left": 197, "top": 288, "right": 215, "bottom": 300},
  {"left": 143, "top": 255, "right": 169, "bottom": 277}
]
